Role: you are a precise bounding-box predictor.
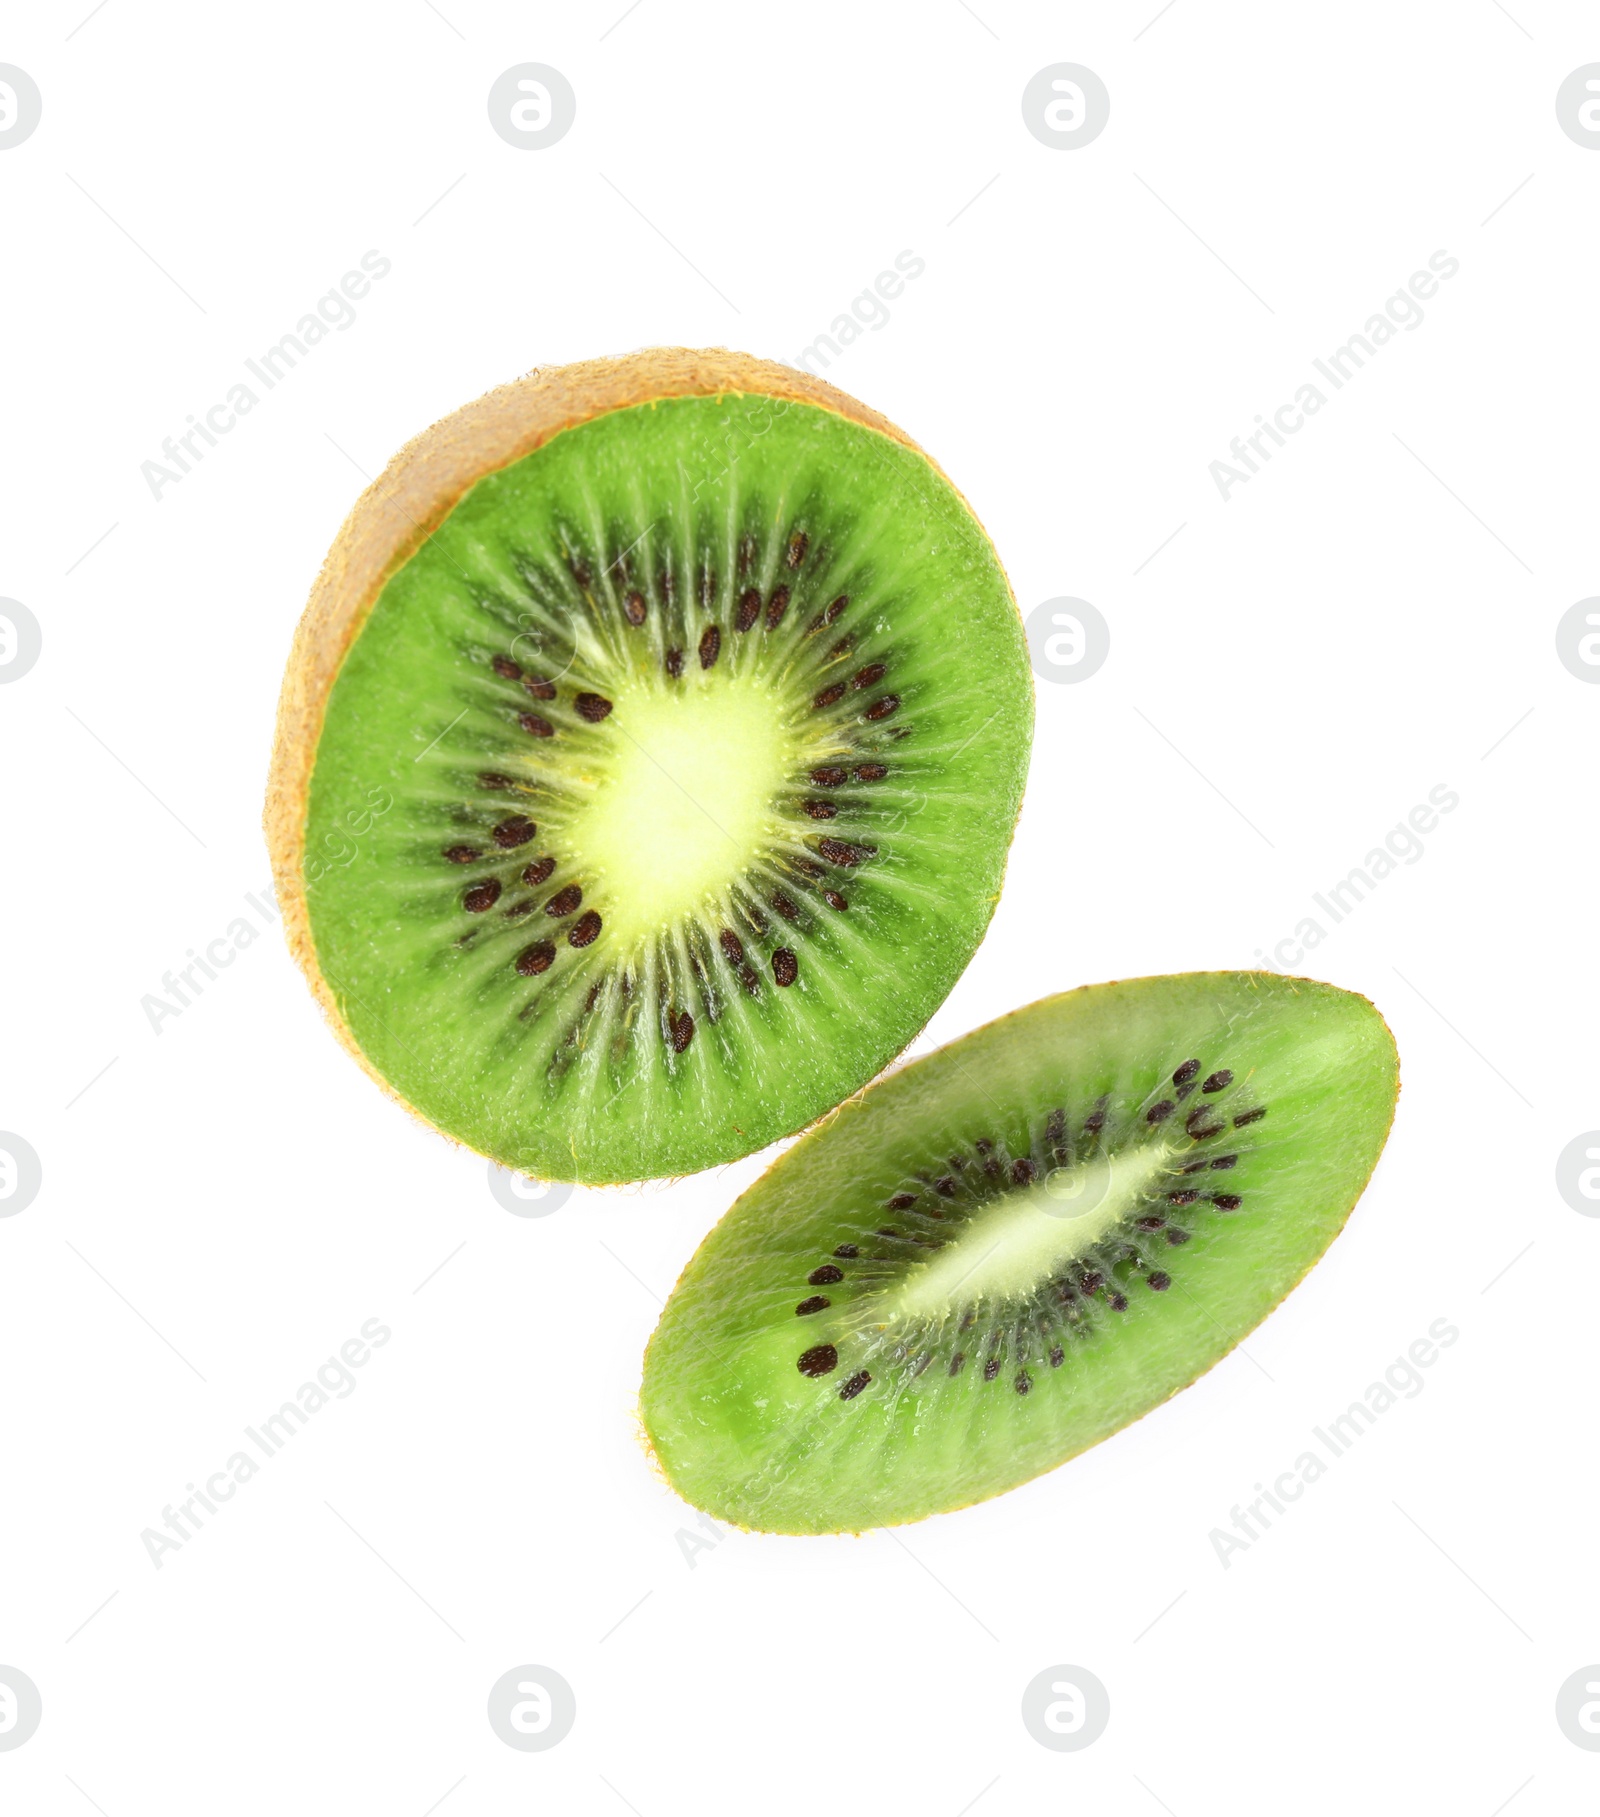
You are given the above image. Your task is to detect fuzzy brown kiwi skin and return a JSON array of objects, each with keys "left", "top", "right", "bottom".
[
  {"left": 637, "top": 972, "right": 1400, "bottom": 1534},
  {"left": 263, "top": 347, "right": 1030, "bottom": 1171}
]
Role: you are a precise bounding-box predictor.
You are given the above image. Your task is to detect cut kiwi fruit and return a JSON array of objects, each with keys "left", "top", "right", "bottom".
[
  {"left": 640, "top": 972, "right": 1399, "bottom": 1533},
  {"left": 266, "top": 349, "right": 1031, "bottom": 1183}
]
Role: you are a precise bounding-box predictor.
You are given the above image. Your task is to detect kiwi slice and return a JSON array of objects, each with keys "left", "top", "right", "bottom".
[
  {"left": 266, "top": 350, "right": 1031, "bottom": 1182},
  {"left": 640, "top": 972, "right": 1399, "bottom": 1533}
]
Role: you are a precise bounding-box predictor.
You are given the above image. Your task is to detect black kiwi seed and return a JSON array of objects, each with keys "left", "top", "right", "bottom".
[
  {"left": 1108, "top": 1290, "right": 1129, "bottom": 1311},
  {"left": 668, "top": 1009, "right": 695, "bottom": 1053},
  {"left": 786, "top": 531, "right": 808, "bottom": 568},
  {"left": 738, "top": 533, "right": 756, "bottom": 576},
  {"left": 1011, "top": 1157, "right": 1036, "bottom": 1185},
  {"left": 887, "top": 1193, "right": 917, "bottom": 1210},
  {"left": 478, "top": 772, "right": 515, "bottom": 791},
  {"left": 463, "top": 880, "right": 501, "bottom": 913},
  {"left": 719, "top": 928, "right": 745, "bottom": 966},
  {"left": 809, "top": 1264, "right": 843, "bottom": 1286},
  {"left": 1173, "top": 1058, "right": 1201, "bottom": 1086},
  {"left": 1210, "top": 1155, "right": 1237, "bottom": 1170},
  {"left": 518, "top": 712, "right": 554, "bottom": 738},
  {"left": 855, "top": 762, "right": 887, "bottom": 781},
  {"left": 949, "top": 1352, "right": 966, "bottom": 1376},
  {"left": 1149, "top": 1272, "right": 1172, "bottom": 1291},
  {"left": 575, "top": 691, "right": 613, "bottom": 722},
  {"left": 492, "top": 654, "right": 522, "bottom": 679},
  {"left": 1203, "top": 1069, "right": 1234, "bottom": 1093},
  {"left": 1014, "top": 1370, "right": 1032, "bottom": 1395},
  {"left": 623, "top": 589, "right": 646, "bottom": 626},
  {"left": 1186, "top": 1108, "right": 1225, "bottom": 1138},
  {"left": 813, "top": 681, "right": 846, "bottom": 709},
  {"left": 522, "top": 675, "right": 557, "bottom": 700},
  {"left": 852, "top": 662, "right": 887, "bottom": 690},
  {"left": 823, "top": 891, "right": 848, "bottom": 911},
  {"left": 1233, "top": 1107, "right": 1266, "bottom": 1128},
  {"left": 833, "top": 1243, "right": 859, "bottom": 1258},
  {"left": 935, "top": 1176, "right": 957, "bottom": 1197},
  {"left": 1212, "top": 1193, "right": 1242, "bottom": 1210},
  {"left": 1049, "top": 1345, "right": 1065, "bottom": 1368},
  {"left": 771, "top": 891, "right": 800, "bottom": 922},
  {"left": 739, "top": 964, "right": 760, "bottom": 996},
  {"left": 765, "top": 585, "right": 790, "bottom": 628},
  {"left": 983, "top": 1357, "right": 1001, "bottom": 1382},
  {"left": 699, "top": 625, "right": 721, "bottom": 669},
  {"left": 839, "top": 1371, "right": 871, "bottom": 1401},
  {"left": 773, "top": 948, "right": 798, "bottom": 987},
  {"left": 443, "top": 844, "right": 479, "bottom": 864},
  {"left": 665, "top": 647, "right": 684, "bottom": 678},
  {"left": 569, "top": 910, "right": 602, "bottom": 947},
  {"left": 515, "top": 941, "right": 555, "bottom": 976},
  {"left": 797, "top": 1344, "right": 838, "bottom": 1377},
  {"left": 1168, "top": 1190, "right": 1199, "bottom": 1206},
  {"left": 817, "top": 837, "right": 867, "bottom": 866},
  {"left": 1137, "top": 1215, "right": 1166, "bottom": 1230},
  {"left": 1084, "top": 1106, "right": 1107, "bottom": 1134},
  {"left": 546, "top": 884, "right": 582, "bottom": 917},
  {"left": 802, "top": 799, "right": 837, "bottom": 820},
  {"left": 811, "top": 766, "right": 848, "bottom": 787},
  {"left": 503, "top": 899, "right": 534, "bottom": 920},
  {"left": 1166, "top": 1228, "right": 1190, "bottom": 1245},
  {"left": 1079, "top": 1270, "right": 1103, "bottom": 1293},
  {"left": 735, "top": 588, "right": 761, "bottom": 632},
  {"left": 824, "top": 595, "right": 848, "bottom": 624},
  {"left": 863, "top": 695, "right": 900, "bottom": 720},
  {"left": 492, "top": 815, "right": 536, "bottom": 848},
  {"left": 522, "top": 857, "right": 555, "bottom": 887},
  {"left": 796, "top": 1295, "right": 830, "bottom": 1315},
  {"left": 1147, "top": 1100, "right": 1175, "bottom": 1124}
]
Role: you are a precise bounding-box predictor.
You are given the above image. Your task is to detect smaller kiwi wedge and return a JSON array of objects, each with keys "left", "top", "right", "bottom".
[
  {"left": 640, "top": 972, "right": 1399, "bottom": 1534},
  {"left": 266, "top": 349, "right": 1031, "bottom": 1183}
]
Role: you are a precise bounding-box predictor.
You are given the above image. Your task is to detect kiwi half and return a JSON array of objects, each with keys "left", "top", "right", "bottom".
[
  {"left": 266, "top": 350, "right": 1031, "bottom": 1183},
  {"left": 640, "top": 973, "right": 1399, "bottom": 1533}
]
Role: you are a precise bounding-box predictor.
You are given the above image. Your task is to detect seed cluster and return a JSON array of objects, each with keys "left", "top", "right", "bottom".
[
  {"left": 430, "top": 515, "right": 914, "bottom": 1060},
  {"left": 786, "top": 1058, "right": 1269, "bottom": 1402}
]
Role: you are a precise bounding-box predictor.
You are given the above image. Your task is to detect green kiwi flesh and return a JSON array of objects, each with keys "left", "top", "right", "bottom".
[
  {"left": 301, "top": 393, "right": 1030, "bottom": 1182},
  {"left": 640, "top": 973, "right": 1399, "bottom": 1533}
]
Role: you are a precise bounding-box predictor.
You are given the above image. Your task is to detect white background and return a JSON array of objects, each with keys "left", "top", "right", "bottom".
[{"left": 1, "top": 1, "right": 1596, "bottom": 1811}]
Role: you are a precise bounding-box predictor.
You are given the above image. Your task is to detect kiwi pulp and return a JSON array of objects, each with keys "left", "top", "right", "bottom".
[
  {"left": 640, "top": 973, "right": 1399, "bottom": 1533},
  {"left": 266, "top": 352, "right": 1032, "bottom": 1183}
]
